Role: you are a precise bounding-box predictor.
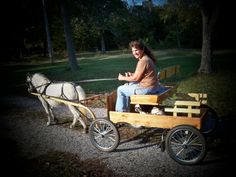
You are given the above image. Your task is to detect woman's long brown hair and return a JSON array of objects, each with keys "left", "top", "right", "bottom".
[{"left": 129, "top": 40, "right": 157, "bottom": 65}]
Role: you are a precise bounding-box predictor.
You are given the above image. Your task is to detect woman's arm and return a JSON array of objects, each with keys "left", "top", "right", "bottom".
[
  {"left": 118, "top": 71, "right": 142, "bottom": 82},
  {"left": 118, "top": 58, "right": 147, "bottom": 82}
]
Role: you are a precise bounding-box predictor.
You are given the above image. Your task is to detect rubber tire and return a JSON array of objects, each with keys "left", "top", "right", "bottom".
[
  {"left": 200, "top": 104, "right": 219, "bottom": 136},
  {"left": 165, "top": 125, "right": 206, "bottom": 165},
  {"left": 89, "top": 118, "right": 119, "bottom": 152}
]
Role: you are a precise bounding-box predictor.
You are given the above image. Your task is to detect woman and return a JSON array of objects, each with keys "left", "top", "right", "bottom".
[{"left": 115, "top": 40, "right": 160, "bottom": 112}]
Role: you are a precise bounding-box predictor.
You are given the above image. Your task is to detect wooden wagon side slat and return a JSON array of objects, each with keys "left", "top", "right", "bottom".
[
  {"left": 188, "top": 93, "right": 207, "bottom": 104},
  {"left": 174, "top": 100, "right": 200, "bottom": 106},
  {"left": 164, "top": 107, "right": 201, "bottom": 115},
  {"left": 164, "top": 100, "right": 201, "bottom": 117},
  {"left": 109, "top": 111, "right": 201, "bottom": 129}
]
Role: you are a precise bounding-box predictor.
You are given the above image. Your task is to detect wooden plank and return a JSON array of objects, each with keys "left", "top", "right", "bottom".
[
  {"left": 176, "top": 65, "right": 180, "bottom": 73},
  {"left": 130, "top": 86, "right": 174, "bottom": 105},
  {"left": 164, "top": 100, "right": 201, "bottom": 117},
  {"left": 130, "top": 95, "right": 159, "bottom": 105},
  {"left": 159, "top": 65, "right": 180, "bottom": 80},
  {"left": 159, "top": 70, "right": 166, "bottom": 80},
  {"left": 174, "top": 101, "right": 200, "bottom": 106},
  {"left": 188, "top": 93, "right": 207, "bottom": 104},
  {"left": 109, "top": 111, "right": 201, "bottom": 129},
  {"left": 164, "top": 108, "right": 200, "bottom": 114},
  {"left": 106, "top": 91, "right": 117, "bottom": 117},
  {"left": 166, "top": 66, "right": 176, "bottom": 78}
]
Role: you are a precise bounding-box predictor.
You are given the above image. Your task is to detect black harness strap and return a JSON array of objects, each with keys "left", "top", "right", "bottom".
[
  {"left": 40, "top": 82, "right": 51, "bottom": 96},
  {"left": 59, "top": 82, "right": 80, "bottom": 102}
]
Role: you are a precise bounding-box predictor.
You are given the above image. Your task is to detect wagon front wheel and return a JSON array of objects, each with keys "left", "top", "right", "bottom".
[
  {"left": 89, "top": 118, "right": 119, "bottom": 152},
  {"left": 165, "top": 125, "right": 206, "bottom": 165}
]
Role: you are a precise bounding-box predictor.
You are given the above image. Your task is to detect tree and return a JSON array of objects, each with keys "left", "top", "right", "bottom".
[
  {"left": 167, "top": 0, "right": 220, "bottom": 74},
  {"left": 159, "top": 1, "right": 183, "bottom": 48},
  {"left": 59, "top": 0, "right": 78, "bottom": 71},
  {"left": 87, "top": 0, "right": 127, "bottom": 53},
  {"left": 198, "top": 0, "right": 219, "bottom": 73},
  {"left": 42, "top": 0, "right": 54, "bottom": 64}
]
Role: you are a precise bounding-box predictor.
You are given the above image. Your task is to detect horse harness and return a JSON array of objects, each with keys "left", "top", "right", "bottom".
[{"left": 27, "top": 75, "right": 80, "bottom": 102}]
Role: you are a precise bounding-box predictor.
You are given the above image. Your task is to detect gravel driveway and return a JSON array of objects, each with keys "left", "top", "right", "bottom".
[{"left": 1, "top": 95, "right": 235, "bottom": 177}]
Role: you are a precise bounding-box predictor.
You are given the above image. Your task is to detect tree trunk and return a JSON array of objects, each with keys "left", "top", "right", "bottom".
[
  {"left": 59, "top": 0, "right": 78, "bottom": 71},
  {"left": 176, "top": 19, "right": 181, "bottom": 49},
  {"left": 198, "top": 11, "right": 212, "bottom": 73},
  {"left": 198, "top": 1, "right": 219, "bottom": 74},
  {"left": 42, "top": 0, "right": 53, "bottom": 64},
  {"left": 100, "top": 31, "right": 106, "bottom": 54}
]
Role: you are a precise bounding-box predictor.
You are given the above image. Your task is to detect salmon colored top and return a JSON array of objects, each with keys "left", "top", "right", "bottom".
[{"left": 135, "top": 55, "right": 158, "bottom": 88}]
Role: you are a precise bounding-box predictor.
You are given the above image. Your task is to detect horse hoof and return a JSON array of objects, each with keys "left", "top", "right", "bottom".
[
  {"left": 69, "top": 125, "right": 74, "bottom": 129},
  {"left": 82, "top": 128, "right": 88, "bottom": 134},
  {"left": 51, "top": 120, "right": 58, "bottom": 125}
]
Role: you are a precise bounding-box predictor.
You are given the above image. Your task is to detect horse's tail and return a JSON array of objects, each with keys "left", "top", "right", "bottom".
[{"left": 75, "top": 85, "right": 87, "bottom": 117}]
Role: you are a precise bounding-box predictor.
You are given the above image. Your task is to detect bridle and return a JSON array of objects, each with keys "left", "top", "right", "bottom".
[{"left": 26, "top": 73, "right": 51, "bottom": 93}]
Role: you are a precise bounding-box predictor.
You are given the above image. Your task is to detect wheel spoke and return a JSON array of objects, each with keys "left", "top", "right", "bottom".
[
  {"left": 89, "top": 119, "right": 119, "bottom": 152},
  {"left": 166, "top": 126, "right": 206, "bottom": 165},
  {"left": 106, "top": 134, "right": 116, "bottom": 142}
]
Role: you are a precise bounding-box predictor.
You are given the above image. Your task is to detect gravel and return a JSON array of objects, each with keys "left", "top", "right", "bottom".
[{"left": 1, "top": 95, "right": 235, "bottom": 177}]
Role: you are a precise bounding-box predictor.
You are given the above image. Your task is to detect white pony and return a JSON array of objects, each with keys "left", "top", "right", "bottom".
[{"left": 26, "top": 73, "right": 88, "bottom": 133}]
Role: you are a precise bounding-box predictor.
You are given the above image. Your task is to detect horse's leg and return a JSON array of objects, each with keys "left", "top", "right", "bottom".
[
  {"left": 38, "top": 97, "right": 55, "bottom": 126},
  {"left": 68, "top": 105, "right": 87, "bottom": 133},
  {"left": 48, "top": 106, "right": 58, "bottom": 124}
]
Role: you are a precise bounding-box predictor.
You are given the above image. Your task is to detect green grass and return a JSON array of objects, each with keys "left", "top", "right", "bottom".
[
  {"left": 1, "top": 49, "right": 200, "bottom": 93},
  {"left": 1, "top": 49, "right": 235, "bottom": 117}
]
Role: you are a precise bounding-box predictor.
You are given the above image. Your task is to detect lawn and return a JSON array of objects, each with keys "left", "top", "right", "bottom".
[{"left": 1, "top": 49, "right": 235, "bottom": 117}]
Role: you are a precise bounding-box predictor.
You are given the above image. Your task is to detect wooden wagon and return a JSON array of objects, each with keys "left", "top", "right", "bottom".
[
  {"left": 88, "top": 65, "right": 219, "bottom": 165},
  {"left": 28, "top": 65, "right": 218, "bottom": 165}
]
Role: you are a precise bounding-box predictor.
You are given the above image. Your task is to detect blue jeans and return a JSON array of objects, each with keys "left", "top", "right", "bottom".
[{"left": 115, "top": 82, "right": 159, "bottom": 112}]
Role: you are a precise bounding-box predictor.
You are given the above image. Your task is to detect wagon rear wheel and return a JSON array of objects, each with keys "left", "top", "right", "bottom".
[
  {"left": 165, "top": 125, "right": 206, "bottom": 165},
  {"left": 89, "top": 118, "right": 119, "bottom": 152},
  {"left": 200, "top": 105, "right": 219, "bottom": 136}
]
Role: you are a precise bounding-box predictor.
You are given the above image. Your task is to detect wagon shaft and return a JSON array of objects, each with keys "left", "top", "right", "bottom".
[{"left": 29, "top": 92, "right": 96, "bottom": 120}]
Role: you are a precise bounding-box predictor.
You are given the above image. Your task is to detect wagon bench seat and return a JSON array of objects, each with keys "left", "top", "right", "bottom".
[{"left": 130, "top": 85, "right": 175, "bottom": 105}]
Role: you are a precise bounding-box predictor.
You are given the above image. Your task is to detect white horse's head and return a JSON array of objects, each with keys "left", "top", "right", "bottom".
[{"left": 26, "top": 73, "right": 50, "bottom": 93}]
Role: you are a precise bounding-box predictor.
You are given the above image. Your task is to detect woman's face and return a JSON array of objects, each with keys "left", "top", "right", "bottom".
[{"left": 131, "top": 47, "right": 144, "bottom": 59}]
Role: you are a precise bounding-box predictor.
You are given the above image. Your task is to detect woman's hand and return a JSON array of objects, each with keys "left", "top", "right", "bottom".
[
  {"left": 118, "top": 73, "right": 125, "bottom": 81},
  {"left": 125, "top": 72, "right": 133, "bottom": 76},
  {"left": 118, "top": 72, "right": 133, "bottom": 81}
]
